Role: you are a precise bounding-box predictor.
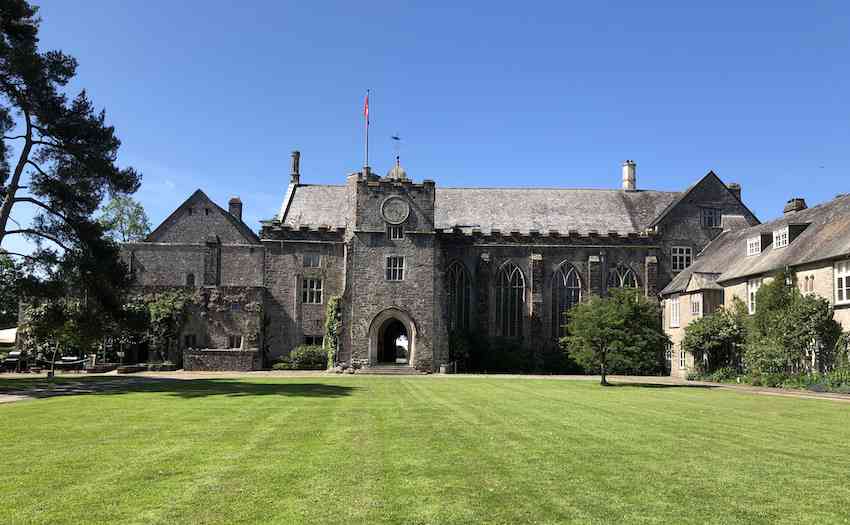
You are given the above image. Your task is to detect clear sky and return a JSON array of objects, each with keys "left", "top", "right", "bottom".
[{"left": 6, "top": 1, "right": 849, "bottom": 253}]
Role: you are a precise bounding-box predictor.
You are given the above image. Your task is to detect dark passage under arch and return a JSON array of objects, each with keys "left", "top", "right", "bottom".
[{"left": 377, "top": 318, "right": 409, "bottom": 364}]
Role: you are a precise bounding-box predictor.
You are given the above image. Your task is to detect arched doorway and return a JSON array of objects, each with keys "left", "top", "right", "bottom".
[
  {"left": 367, "top": 308, "right": 417, "bottom": 367},
  {"left": 378, "top": 319, "right": 409, "bottom": 364}
]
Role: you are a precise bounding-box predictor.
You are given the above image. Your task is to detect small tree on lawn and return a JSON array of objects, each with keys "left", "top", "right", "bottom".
[{"left": 563, "top": 288, "right": 669, "bottom": 385}]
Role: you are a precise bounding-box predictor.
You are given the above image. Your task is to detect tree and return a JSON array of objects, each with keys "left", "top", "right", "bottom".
[
  {"left": 681, "top": 304, "right": 747, "bottom": 374},
  {"left": 0, "top": 253, "right": 21, "bottom": 327},
  {"left": 743, "top": 272, "right": 843, "bottom": 375},
  {"left": 0, "top": 0, "right": 140, "bottom": 268},
  {"left": 98, "top": 195, "right": 150, "bottom": 242},
  {"left": 563, "top": 288, "right": 669, "bottom": 385}
]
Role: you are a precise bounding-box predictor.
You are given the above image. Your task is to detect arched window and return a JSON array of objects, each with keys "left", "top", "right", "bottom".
[
  {"left": 607, "top": 264, "right": 638, "bottom": 290},
  {"left": 553, "top": 263, "right": 582, "bottom": 339},
  {"left": 185, "top": 273, "right": 195, "bottom": 287},
  {"left": 496, "top": 262, "right": 525, "bottom": 338},
  {"left": 446, "top": 261, "right": 471, "bottom": 332}
]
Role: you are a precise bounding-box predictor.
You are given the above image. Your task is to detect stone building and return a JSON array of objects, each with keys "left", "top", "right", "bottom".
[
  {"left": 661, "top": 194, "right": 850, "bottom": 378},
  {"left": 125, "top": 153, "right": 759, "bottom": 371}
]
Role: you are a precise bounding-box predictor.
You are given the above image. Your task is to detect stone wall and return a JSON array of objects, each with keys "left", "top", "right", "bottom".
[
  {"left": 183, "top": 348, "right": 260, "bottom": 371},
  {"left": 260, "top": 229, "right": 346, "bottom": 360}
]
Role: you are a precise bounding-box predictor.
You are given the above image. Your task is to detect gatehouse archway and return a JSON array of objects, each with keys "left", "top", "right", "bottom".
[{"left": 367, "top": 308, "right": 417, "bottom": 367}]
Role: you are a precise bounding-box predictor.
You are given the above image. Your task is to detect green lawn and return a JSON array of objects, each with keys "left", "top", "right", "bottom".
[{"left": 1, "top": 376, "right": 849, "bottom": 525}]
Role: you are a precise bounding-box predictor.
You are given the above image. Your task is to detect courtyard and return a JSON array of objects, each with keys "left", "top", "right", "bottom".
[{"left": 1, "top": 375, "right": 849, "bottom": 524}]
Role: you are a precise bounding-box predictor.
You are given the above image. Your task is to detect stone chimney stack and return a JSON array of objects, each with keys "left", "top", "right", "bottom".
[
  {"left": 228, "top": 196, "right": 243, "bottom": 221},
  {"left": 290, "top": 150, "right": 301, "bottom": 185},
  {"left": 622, "top": 160, "right": 636, "bottom": 191},
  {"left": 727, "top": 182, "right": 742, "bottom": 201},
  {"left": 783, "top": 197, "right": 807, "bottom": 215}
]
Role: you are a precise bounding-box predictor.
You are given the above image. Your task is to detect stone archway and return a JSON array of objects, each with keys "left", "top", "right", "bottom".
[{"left": 367, "top": 308, "right": 417, "bottom": 367}]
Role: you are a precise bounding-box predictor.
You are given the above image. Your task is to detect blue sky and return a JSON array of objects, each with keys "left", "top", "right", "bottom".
[{"left": 5, "top": 1, "right": 849, "bottom": 253}]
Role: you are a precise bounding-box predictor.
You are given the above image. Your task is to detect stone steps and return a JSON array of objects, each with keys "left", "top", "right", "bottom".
[{"left": 357, "top": 365, "right": 426, "bottom": 376}]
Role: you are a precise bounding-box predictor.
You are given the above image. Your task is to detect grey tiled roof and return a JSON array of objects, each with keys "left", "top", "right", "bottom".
[
  {"left": 279, "top": 184, "right": 681, "bottom": 235},
  {"left": 661, "top": 194, "right": 850, "bottom": 295}
]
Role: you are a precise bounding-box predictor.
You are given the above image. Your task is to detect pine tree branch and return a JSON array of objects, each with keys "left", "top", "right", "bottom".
[
  {"left": 13, "top": 197, "right": 70, "bottom": 224},
  {"left": 2, "top": 135, "right": 27, "bottom": 140},
  {"left": 25, "top": 160, "right": 48, "bottom": 179},
  {"left": 4, "top": 229, "right": 71, "bottom": 251},
  {"left": 0, "top": 251, "right": 40, "bottom": 263}
]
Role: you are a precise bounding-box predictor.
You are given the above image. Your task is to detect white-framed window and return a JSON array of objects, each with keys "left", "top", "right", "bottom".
[
  {"left": 690, "top": 293, "right": 702, "bottom": 316},
  {"left": 386, "top": 256, "right": 405, "bottom": 281},
  {"left": 387, "top": 224, "right": 404, "bottom": 240},
  {"left": 303, "top": 254, "right": 321, "bottom": 268},
  {"left": 301, "top": 278, "right": 323, "bottom": 304},
  {"left": 228, "top": 334, "right": 242, "bottom": 349},
  {"left": 836, "top": 261, "right": 850, "bottom": 305},
  {"left": 748, "top": 278, "right": 762, "bottom": 314},
  {"left": 679, "top": 348, "right": 687, "bottom": 369},
  {"left": 671, "top": 246, "right": 693, "bottom": 272},
  {"left": 670, "top": 296, "right": 680, "bottom": 328},
  {"left": 747, "top": 237, "right": 761, "bottom": 256},
  {"left": 701, "top": 207, "right": 722, "bottom": 228},
  {"left": 773, "top": 227, "right": 789, "bottom": 249}
]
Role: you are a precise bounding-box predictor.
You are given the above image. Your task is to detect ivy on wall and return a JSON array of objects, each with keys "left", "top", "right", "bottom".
[{"left": 324, "top": 296, "right": 342, "bottom": 369}]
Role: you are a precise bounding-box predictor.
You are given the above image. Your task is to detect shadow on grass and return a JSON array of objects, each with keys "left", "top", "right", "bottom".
[
  {"left": 604, "top": 382, "right": 718, "bottom": 390},
  {"left": 0, "top": 376, "right": 358, "bottom": 401}
]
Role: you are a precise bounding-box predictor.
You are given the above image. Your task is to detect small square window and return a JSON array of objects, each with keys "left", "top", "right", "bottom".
[
  {"left": 773, "top": 227, "right": 789, "bottom": 249},
  {"left": 228, "top": 335, "right": 242, "bottom": 349},
  {"left": 690, "top": 293, "right": 702, "bottom": 316},
  {"left": 671, "top": 246, "right": 692, "bottom": 272},
  {"left": 386, "top": 256, "right": 405, "bottom": 281},
  {"left": 187, "top": 208, "right": 193, "bottom": 216},
  {"left": 387, "top": 225, "right": 404, "bottom": 240},
  {"left": 184, "top": 334, "right": 197, "bottom": 349},
  {"left": 230, "top": 302, "right": 241, "bottom": 312},
  {"left": 205, "top": 208, "right": 210, "bottom": 216},
  {"left": 701, "top": 208, "right": 722, "bottom": 228},
  {"left": 747, "top": 237, "right": 761, "bottom": 256},
  {"left": 303, "top": 254, "right": 321, "bottom": 268},
  {"left": 302, "top": 278, "right": 323, "bottom": 304}
]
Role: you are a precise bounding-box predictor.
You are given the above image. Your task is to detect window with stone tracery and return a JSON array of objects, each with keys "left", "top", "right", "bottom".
[{"left": 496, "top": 262, "right": 525, "bottom": 338}]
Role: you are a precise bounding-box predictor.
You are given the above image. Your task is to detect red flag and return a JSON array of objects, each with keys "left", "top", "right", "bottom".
[{"left": 364, "top": 92, "right": 369, "bottom": 122}]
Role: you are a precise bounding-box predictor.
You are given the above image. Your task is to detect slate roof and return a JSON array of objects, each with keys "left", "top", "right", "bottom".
[
  {"left": 278, "top": 184, "right": 681, "bottom": 235},
  {"left": 661, "top": 193, "right": 850, "bottom": 295}
]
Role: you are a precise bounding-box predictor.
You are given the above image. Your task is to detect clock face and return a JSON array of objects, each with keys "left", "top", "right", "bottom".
[{"left": 381, "top": 196, "right": 410, "bottom": 225}]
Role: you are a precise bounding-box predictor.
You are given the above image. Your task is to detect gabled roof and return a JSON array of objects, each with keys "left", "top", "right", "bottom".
[
  {"left": 648, "top": 171, "right": 759, "bottom": 229},
  {"left": 277, "top": 184, "right": 681, "bottom": 235},
  {"left": 661, "top": 193, "right": 850, "bottom": 295},
  {"left": 146, "top": 189, "right": 261, "bottom": 244}
]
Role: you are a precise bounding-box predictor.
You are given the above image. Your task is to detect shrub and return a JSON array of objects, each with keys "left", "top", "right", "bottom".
[
  {"left": 286, "top": 345, "right": 327, "bottom": 370},
  {"left": 681, "top": 306, "right": 745, "bottom": 374},
  {"left": 708, "top": 366, "right": 739, "bottom": 383}
]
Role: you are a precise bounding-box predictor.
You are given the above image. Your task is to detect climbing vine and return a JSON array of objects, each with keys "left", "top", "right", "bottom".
[{"left": 324, "top": 296, "right": 342, "bottom": 368}]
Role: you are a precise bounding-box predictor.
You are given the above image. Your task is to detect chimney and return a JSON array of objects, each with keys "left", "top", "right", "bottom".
[
  {"left": 783, "top": 197, "right": 807, "bottom": 214},
  {"left": 228, "top": 196, "right": 243, "bottom": 221},
  {"left": 290, "top": 150, "right": 301, "bottom": 185},
  {"left": 727, "top": 182, "right": 742, "bottom": 201},
  {"left": 621, "top": 160, "right": 636, "bottom": 191}
]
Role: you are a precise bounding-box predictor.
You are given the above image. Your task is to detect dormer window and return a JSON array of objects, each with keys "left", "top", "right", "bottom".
[
  {"left": 671, "top": 246, "right": 692, "bottom": 272},
  {"left": 747, "top": 237, "right": 761, "bottom": 256},
  {"left": 773, "top": 226, "right": 789, "bottom": 249},
  {"left": 701, "top": 207, "right": 722, "bottom": 228}
]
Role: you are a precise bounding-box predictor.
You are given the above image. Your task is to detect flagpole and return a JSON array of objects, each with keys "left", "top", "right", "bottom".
[{"left": 364, "top": 89, "right": 370, "bottom": 169}]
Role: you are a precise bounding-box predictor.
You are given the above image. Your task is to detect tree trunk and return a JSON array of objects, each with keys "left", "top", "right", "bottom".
[
  {"left": 0, "top": 111, "right": 32, "bottom": 246},
  {"left": 600, "top": 360, "right": 609, "bottom": 386}
]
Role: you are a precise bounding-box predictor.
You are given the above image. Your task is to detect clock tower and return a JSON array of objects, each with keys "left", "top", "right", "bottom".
[{"left": 341, "top": 160, "right": 447, "bottom": 372}]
